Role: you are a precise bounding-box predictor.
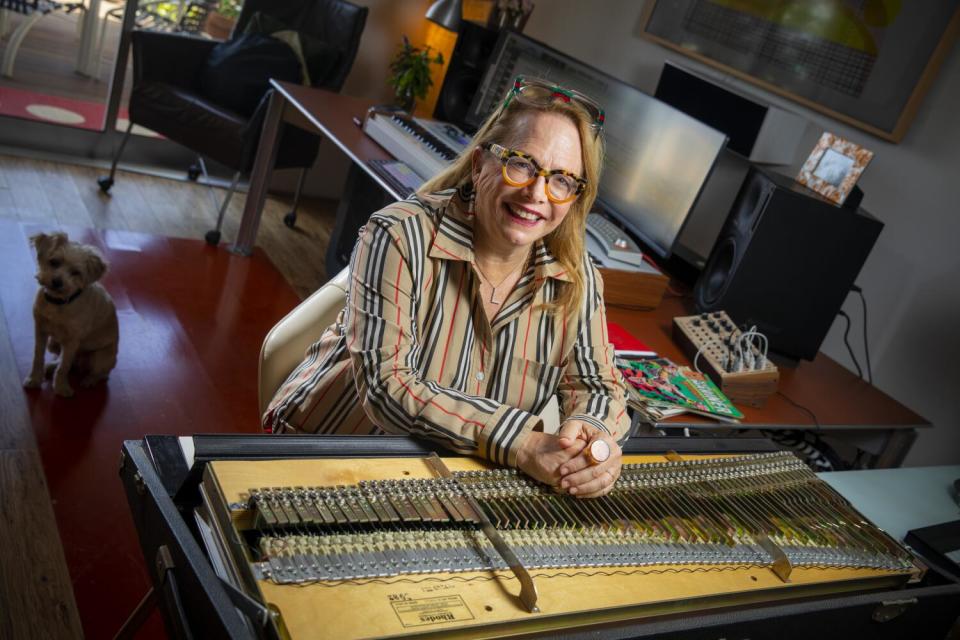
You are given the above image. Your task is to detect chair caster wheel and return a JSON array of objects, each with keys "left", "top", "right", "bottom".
[
  {"left": 97, "top": 176, "right": 113, "bottom": 193},
  {"left": 188, "top": 164, "right": 202, "bottom": 181},
  {"left": 204, "top": 230, "right": 221, "bottom": 245},
  {"left": 283, "top": 211, "right": 297, "bottom": 229}
]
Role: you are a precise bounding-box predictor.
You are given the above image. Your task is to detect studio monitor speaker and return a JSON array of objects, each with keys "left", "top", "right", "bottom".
[
  {"left": 433, "top": 21, "right": 499, "bottom": 132},
  {"left": 694, "top": 167, "right": 883, "bottom": 361}
]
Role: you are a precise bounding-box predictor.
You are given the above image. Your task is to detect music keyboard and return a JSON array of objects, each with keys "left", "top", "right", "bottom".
[{"left": 363, "top": 108, "right": 471, "bottom": 182}]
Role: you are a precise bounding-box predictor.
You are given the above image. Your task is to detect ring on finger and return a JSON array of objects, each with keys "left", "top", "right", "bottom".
[{"left": 585, "top": 439, "right": 611, "bottom": 465}]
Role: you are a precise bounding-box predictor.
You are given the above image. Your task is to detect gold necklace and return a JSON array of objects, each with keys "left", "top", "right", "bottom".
[{"left": 474, "top": 254, "right": 529, "bottom": 305}]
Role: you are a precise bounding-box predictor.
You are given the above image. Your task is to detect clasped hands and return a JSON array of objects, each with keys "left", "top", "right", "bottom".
[{"left": 515, "top": 420, "right": 622, "bottom": 498}]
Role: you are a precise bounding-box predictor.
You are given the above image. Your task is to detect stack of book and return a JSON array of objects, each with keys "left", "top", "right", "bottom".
[
  {"left": 605, "top": 320, "right": 743, "bottom": 423},
  {"left": 616, "top": 356, "right": 744, "bottom": 424}
]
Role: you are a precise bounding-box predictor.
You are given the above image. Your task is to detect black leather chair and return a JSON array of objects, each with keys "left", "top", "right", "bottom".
[{"left": 98, "top": 0, "right": 368, "bottom": 245}]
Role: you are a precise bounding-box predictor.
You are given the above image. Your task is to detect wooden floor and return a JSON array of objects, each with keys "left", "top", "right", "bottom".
[
  {"left": 0, "top": 153, "right": 338, "bottom": 297},
  {"left": 0, "top": 154, "right": 337, "bottom": 639}
]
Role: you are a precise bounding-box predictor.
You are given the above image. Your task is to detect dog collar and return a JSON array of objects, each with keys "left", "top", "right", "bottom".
[{"left": 44, "top": 289, "right": 84, "bottom": 306}]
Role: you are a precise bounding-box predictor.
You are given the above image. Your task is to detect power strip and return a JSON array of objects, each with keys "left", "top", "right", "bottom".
[{"left": 672, "top": 311, "right": 779, "bottom": 407}]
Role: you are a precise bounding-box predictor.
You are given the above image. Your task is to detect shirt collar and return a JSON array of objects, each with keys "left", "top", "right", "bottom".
[
  {"left": 426, "top": 184, "right": 572, "bottom": 283},
  {"left": 426, "top": 185, "right": 475, "bottom": 263}
]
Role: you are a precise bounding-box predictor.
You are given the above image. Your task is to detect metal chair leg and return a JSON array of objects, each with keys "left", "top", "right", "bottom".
[
  {"left": 96, "top": 11, "right": 113, "bottom": 75},
  {"left": 205, "top": 171, "right": 242, "bottom": 246},
  {"left": 98, "top": 121, "right": 134, "bottom": 194},
  {"left": 2, "top": 12, "right": 44, "bottom": 77},
  {"left": 70, "top": 2, "right": 86, "bottom": 38},
  {"left": 282, "top": 168, "right": 309, "bottom": 229}
]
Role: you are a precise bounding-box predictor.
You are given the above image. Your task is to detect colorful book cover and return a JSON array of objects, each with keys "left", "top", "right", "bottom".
[{"left": 617, "top": 357, "right": 744, "bottom": 421}]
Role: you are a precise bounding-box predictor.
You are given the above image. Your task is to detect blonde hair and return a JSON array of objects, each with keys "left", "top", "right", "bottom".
[{"left": 418, "top": 88, "right": 604, "bottom": 314}]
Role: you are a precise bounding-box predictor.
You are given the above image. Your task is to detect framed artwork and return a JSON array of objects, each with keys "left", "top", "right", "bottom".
[
  {"left": 638, "top": 1, "right": 960, "bottom": 142},
  {"left": 796, "top": 132, "right": 873, "bottom": 205}
]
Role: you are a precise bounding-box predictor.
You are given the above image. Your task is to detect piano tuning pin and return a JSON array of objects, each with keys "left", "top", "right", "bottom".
[{"left": 241, "top": 455, "right": 914, "bottom": 587}]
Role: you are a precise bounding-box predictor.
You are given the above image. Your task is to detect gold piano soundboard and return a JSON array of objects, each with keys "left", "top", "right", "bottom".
[{"left": 197, "top": 452, "right": 918, "bottom": 639}]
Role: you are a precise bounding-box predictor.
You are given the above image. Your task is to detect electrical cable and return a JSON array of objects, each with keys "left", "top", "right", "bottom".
[
  {"left": 776, "top": 390, "right": 821, "bottom": 431},
  {"left": 772, "top": 425, "right": 840, "bottom": 468},
  {"left": 764, "top": 428, "right": 843, "bottom": 471},
  {"left": 663, "top": 282, "right": 688, "bottom": 299},
  {"left": 836, "top": 310, "right": 863, "bottom": 380},
  {"left": 855, "top": 288, "right": 873, "bottom": 384},
  {"left": 694, "top": 325, "right": 770, "bottom": 374},
  {"left": 737, "top": 325, "right": 768, "bottom": 370},
  {"left": 733, "top": 326, "right": 757, "bottom": 372},
  {"left": 693, "top": 337, "right": 725, "bottom": 374}
]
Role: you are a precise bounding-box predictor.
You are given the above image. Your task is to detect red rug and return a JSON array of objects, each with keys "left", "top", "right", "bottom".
[
  {"left": 0, "top": 85, "right": 119, "bottom": 130},
  {"left": 0, "top": 221, "right": 301, "bottom": 638}
]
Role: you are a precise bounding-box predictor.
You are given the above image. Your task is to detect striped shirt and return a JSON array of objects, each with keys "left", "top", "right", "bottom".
[{"left": 263, "top": 187, "right": 629, "bottom": 468}]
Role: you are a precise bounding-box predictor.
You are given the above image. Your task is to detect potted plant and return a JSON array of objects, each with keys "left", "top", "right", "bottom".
[
  {"left": 205, "top": 0, "right": 242, "bottom": 40},
  {"left": 388, "top": 36, "right": 444, "bottom": 113}
]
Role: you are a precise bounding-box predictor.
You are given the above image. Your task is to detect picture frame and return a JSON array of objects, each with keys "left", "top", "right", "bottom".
[
  {"left": 796, "top": 132, "right": 873, "bottom": 206},
  {"left": 637, "top": 1, "right": 960, "bottom": 142}
]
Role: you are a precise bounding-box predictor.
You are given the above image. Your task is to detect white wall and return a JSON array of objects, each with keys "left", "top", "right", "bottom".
[
  {"left": 523, "top": 0, "right": 960, "bottom": 467},
  {"left": 340, "top": 0, "right": 432, "bottom": 103}
]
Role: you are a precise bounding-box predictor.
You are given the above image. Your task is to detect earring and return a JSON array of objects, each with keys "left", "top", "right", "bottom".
[
  {"left": 461, "top": 180, "right": 477, "bottom": 216},
  {"left": 467, "top": 189, "right": 476, "bottom": 217}
]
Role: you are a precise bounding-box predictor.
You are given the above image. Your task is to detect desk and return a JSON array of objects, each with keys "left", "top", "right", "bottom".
[
  {"left": 606, "top": 296, "right": 928, "bottom": 468},
  {"left": 236, "top": 80, "right": 403, "bottom": 274},
  {"left": 237, "top": 82, "right": 930, "bottom": 469},
  {"left": 820, "top": 465, "right": 960, "bottom": 542}
]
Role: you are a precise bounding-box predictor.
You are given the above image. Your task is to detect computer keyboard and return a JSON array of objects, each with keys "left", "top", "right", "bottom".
[
  {"left": 368, "top": 159, "right": 421, "bottom": 199},
  {"left": 586, "top": 213, "right": 645, "bottom": 267}
]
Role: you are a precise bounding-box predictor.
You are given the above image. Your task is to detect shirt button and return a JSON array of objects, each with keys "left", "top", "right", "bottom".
[{"left": 476, "top": 372, "right": 485, "bottom": 381}]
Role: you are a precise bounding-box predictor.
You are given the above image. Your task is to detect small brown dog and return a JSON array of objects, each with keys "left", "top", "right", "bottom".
[{"left": 23, "top": 232, "right": 119, "bottom": 397}]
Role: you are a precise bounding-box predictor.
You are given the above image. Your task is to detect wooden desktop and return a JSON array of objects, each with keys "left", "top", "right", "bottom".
[
  {"left": 605, "top": 296, "right": 924, "bottom": 468},
  {"left": 236, "top": 81, "right": 928, "bottom": 468}
]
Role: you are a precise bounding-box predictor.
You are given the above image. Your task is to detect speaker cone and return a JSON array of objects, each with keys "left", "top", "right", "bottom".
[
  {"left": 438, "top": 73, "right": 480, "bottom": 124},
  {"left": 696, "top": 236, "right": 736, "bottom": 309}
]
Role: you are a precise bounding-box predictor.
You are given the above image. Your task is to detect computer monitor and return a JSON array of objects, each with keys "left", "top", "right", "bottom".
[{"left": 466, "top": 31, "right": 728, "bottom": 259}]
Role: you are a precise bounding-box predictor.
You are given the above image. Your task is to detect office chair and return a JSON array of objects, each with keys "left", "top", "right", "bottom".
[
  {"left": 258, "top": 268, "right": 562, "bottom": 433},
  {"left": 259, "top": 267, "right": 350, "bottom": 416},
  {"left": 97, "top": 0, "right": 368, "bottom": 245}
]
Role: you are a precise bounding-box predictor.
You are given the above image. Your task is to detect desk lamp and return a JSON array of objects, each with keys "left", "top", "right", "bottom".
[{"left": 426, "top": 0, "right": 462, "bottom": 31}]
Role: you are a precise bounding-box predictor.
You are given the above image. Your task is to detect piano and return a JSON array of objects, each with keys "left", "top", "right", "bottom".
[{"left": 119, "top": 435, "right": 960, "bottom": 639}]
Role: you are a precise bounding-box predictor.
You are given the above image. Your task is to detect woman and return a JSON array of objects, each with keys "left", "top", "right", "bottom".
[{"left": 264, "top": 77, "right": 628, "bottom": 498}]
